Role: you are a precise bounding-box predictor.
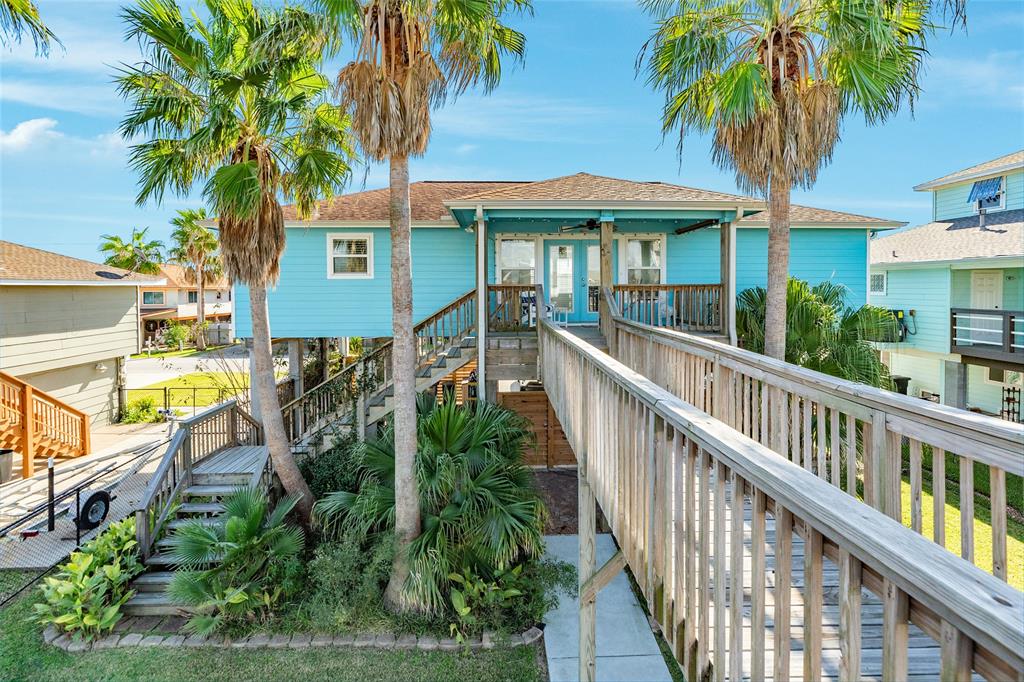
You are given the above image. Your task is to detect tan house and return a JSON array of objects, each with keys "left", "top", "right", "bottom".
[
  {"left": 0, "top": 241, "right": 162, "bottom": 430},
  {"left": 139, "top": 263, "right": 232, "bottom": 345}
]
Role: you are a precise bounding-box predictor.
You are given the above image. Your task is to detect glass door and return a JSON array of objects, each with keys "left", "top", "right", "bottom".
[{"left": 545, "top": 240, "right": 601, "bottom": 324}]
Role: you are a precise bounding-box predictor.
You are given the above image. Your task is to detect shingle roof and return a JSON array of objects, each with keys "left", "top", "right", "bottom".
[
  {"left": 738, "top": 204, "right": 903, "bottom": 226},
  {"left": 0, "top": 241, "right": 162, "bottom": 285},
  {"left": 451, "top": 172, "right": 755, "bottom": 204},
  {"left": 913, "top": 150, "right": 1024, "bottom": 190},
  {"left": 151, "top": 263, "right": 229, "bottom": 289},
  {"left": 870, "top": 209, "right": 1024, "bottom": 265},
  {"left": 282, "top": 181, "right": 526, "bottom": 222}
]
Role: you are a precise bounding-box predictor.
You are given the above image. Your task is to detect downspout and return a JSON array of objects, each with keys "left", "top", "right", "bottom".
[{"left": 475, "top": 205, "right": 487, "bottom": 402}]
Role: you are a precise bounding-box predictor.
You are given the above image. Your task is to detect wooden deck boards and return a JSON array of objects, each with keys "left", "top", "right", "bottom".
[{"left": 193, "top": 445, "right": 267, "bottom": 476}]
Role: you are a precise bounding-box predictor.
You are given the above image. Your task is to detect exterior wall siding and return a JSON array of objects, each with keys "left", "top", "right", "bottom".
[
  {"left": 234, "top": 227, "right": 476, "bottom": 338},
  {"left": 949, "top": 267, "right": 1024, "bottom": 310},
  {"left": 869, "top": 266, "right": 952, "bottom": 354},
  {"left": 966, "top": 363, "right": 1007, "bottom": 415},
  {"left": 886, "top": 351, "right": 943, "bottom": 400},
  {"left": 22, "top": 361, "right": 119, "bottom": 426},
  {"left": 933, "top": 169, "right": 1024, "bottom": 221},
  {"left": 0, "top": 285, "right": 140, "bottom": 376}
]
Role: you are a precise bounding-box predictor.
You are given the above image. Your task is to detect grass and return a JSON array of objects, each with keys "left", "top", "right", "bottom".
[
  {"left": 130, "top": 344, "right": 233, "bottom": 360},
  {"left": 0, "top": 589, "right": 544, "bottom": 682},
  {"left": 131, "top": 372, "right": 250, "bottom": 407}
]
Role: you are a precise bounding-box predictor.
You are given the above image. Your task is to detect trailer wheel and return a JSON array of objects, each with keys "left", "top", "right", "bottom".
[{"left": 76, "top": 490, "right": 111, "bottom": 531}]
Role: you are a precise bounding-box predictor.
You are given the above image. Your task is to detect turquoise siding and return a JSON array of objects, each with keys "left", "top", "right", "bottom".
[
  {"left": 234, "top": 227, "right": 475, "bottom": 338},
  {"left": 933, "top": 169, "right": 1024, "bottom": 221},
  {"left": 950, "top": 267, "right": 1024, "bottom": 310},
  {"left": 967, "top": 364, "right": 1005, "bottom": 414},
  {"left": 869, "top": 266, "right": 951, "bottom": 354}
]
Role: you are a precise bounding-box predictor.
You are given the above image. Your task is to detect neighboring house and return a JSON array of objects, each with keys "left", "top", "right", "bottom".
[
  {"left": 870, "top": 150, "right": 1024, "bottom": 421},
  {"left": 0, "top": 240, "right": 162, "bottom": 427},
  {"left": 232, "top": 173, "right": 901, "bottom": 400},
  {"left": 139, "top": 263, "right": 232, "bottom": 345}
]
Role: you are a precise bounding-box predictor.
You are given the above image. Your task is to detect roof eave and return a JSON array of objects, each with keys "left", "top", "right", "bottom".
[
  {"left": 912, "top": 161, "right": 1024, "bottom": 191},
  {"left": 871, "top": 254, "right": 1024, "bottom": 269},
  {"left": 0, "top": 277, "right": 167, "bottom": 287},
  {"left": 739, "top": 220, "right": 906, "bottom": 229},
  {"left": 443, "top": 199, "right": 766, "bottom": 211}
]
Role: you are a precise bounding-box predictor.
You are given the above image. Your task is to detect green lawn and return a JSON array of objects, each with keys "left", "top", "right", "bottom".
[
  {"left": 130, "top": 345, "right": 234, "bottom": 360},
  {"left": 0, "top": 589, "right": 544, "bottom": 682},
  {"left": 131, "top": 372, "right": 250, "bottom": 407}
]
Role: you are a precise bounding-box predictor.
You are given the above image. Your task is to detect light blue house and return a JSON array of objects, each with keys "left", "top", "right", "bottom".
[
  {"left": 234, "top": 172, "right": 900, "bottom": 400},
  {"left": 871, "top": 150, "right": 1024, "bottom": 421}
]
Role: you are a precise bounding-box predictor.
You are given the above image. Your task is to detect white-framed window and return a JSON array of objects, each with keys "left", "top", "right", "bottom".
[
  {"left": 625, "top": 237, "right": 663, "bottom": 284},
  {"left": 969, "top": 176, "right": 1005, "bottom": 212},
  {"left": 869, "top": 272, "right": 887, "bottom": 296},
  {"left": 187, "top": 290, "right": 198, "bottom": 303},
  {"left": 142, "top": 291, "right": 164, "bottom": 305},
  {"left": 326, "top": 233, "right": 373, "bottom": 279},
  {"left": 498, "top": 238, "right": 536, "bottom": 284}
]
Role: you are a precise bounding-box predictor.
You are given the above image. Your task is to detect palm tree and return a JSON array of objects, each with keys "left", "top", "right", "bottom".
[
  {"left": 320, "top": 0, "right": 530, "bottom": 612},
  {"left": 1, "top": 0, "right": 57, "bottom": 54},
  {"left": 99, "top": 227, "right": 164, "bottom": 275},
  {"left": 117, "top": 0, "right": 353, "bottom": 523},
  {"left": 640, "top": 0, "right": 931, "bottom": 360},
  {"left": 736, "top": 278, "right": 897, "bottom": 388},
  {"left": 169, "top": 208, "right": 222, "bottom": 351}
]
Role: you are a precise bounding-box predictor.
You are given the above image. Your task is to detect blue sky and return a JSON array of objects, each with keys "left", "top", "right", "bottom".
[{"left": 2, "top": 0, "right": 1023, "bottom": 262}]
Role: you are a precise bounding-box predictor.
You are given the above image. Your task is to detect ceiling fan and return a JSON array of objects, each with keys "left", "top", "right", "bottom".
[{"left": 558, "top": 218, "right": 615, "bottom": 233}]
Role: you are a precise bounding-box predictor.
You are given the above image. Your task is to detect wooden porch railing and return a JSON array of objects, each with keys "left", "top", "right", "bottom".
[
  {"left": 280, "top": 290, "right": 478, "bottom": 446},
  {"left": 950, "top": 308, "right": 1023, "bottom": 365},
  {"left": 604, "top": 289, "right": 1024, "bottom": 582},
  {"left": 539, "top": 314, "right": 1023, "bottom": 682},
  {"left": 0, "top": 370, "right": 90, "bottom": 478},
  {"left": 135, "top": 400, "right": 262, "bottom": 560},
  {"left": 612, "top": 284, "right": 722, "bottom": 333},
  {"left": 487, "top": 284, "right": 538, "bottom": 332}
]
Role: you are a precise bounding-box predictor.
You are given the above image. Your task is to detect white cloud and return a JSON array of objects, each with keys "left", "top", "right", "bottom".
[
  {"left": 0, "top": 79, "right": 122, "bottom": 116},
  {"left": 433, "top": 94, "right": 616, "bottom": 143},
  {"left": 455, "top": 143, "right": 479, "bottom": 155},
  {"left": 3, "top": 23, "right": 143, "bottom": 75},
  {"left": 0, "top": 118, "right": 63, "bottom": 151},
  {"left": 924, "top": 50, "right": 1024, "bottom": 111}
]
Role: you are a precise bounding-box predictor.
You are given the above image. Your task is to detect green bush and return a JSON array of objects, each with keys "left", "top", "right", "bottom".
[
  {"left": 33, "top": 517, "right": 143, "bottom": 640},
  {"left": 299, "top": 432, "right": 361, "bottom": 500},
  {"left": 162, "top": 321, "right": 192, "bottom": 349},
  {"left": 165, "top": 488, "right": 305, "bottom": 635},
  {"left": 121, "top": 396, "right": 160, "bottom": 424}
]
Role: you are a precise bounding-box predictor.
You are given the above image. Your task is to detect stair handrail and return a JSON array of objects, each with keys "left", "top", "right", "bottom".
[
  {"left": 135, "top": 400, "right": 262, "bottom": 560},
  {"left": 279, "top": 289, "right": 478, "bottom": 445}
]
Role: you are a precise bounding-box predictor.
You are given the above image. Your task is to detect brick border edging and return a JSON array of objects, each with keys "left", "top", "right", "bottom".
[{"left": 42, "top": 624, "right": 544, "bottom": 653}]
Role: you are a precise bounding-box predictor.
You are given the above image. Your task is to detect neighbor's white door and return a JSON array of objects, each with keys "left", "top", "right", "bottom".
[{"left": 969, "top": 270, "right": 1004, "bottom": 347}]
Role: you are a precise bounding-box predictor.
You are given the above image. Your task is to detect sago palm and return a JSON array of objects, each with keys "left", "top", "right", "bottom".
[
  {"left": 314, "top": 0, "right": 531, "bottom": 612},
  {"left": 314, "top": 399, "right": 546, "bottom": 613},
  {"left": 1, "top": 0, "right": 56, "bottom": 54},
  {"left": 99, "top": 227, "right": 164, "bottom": 275},
  {"left": 117, "top": 0, "right": 354, "bottom": 521},
  {"left": 169, "top": 208, "right": 222, "bottom": 350},
  {"left": 641, "top": 0, "right": 930, "bottom": 360},
  {"left": 736, "top": 278, "right": 897, "bottom": 388}
]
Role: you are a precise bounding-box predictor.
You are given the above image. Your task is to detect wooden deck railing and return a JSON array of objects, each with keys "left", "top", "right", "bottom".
[
  {"left": 0, "top": 370, "right": 90, "bottom": 478},
  {"left": 950, "top": 308, "right": 1023, "bottom": 365},
  {"left": 603, "top": 288, "right": 1024, "bottom": 582},
  {"left": 135, "top": 400, "right": 262, "bottom": 560},
  {"left": 280, "top": 290, "right": 478, "bottom": 446},
  {"left": 612, "top": 284, "right": 722, "bottom": 333},
  {"left": 539, "top": 315, "right": 1024, "bottom": 682},
  {"left": 487, "top": 284, "right": 538, "bottom": 332}
]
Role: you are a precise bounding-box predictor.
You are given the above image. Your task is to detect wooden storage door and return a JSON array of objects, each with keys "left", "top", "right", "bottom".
[{"left": 498, "top": 390, "right": 575, "bottom": 467}]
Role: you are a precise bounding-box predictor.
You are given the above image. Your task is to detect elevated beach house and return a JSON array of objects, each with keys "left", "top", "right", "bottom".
[
  {"left": 871, "top": 151, "right": 1024, "bottom": 422},
  {"left": 0, "top": 241, "right": 163, "bottom": 477}
]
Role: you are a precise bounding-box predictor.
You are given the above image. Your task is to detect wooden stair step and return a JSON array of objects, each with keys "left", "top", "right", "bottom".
[
  {"left": 167, "top": 517, "right": 219, "bottom": 530},
  {"left": 144, "top": 552, "right": 180, "bottom": 567},
  {"left": 123, "top": 592, "right": 195, "bottom": 617},
  {"left": 132, "top": 572, "right": 175, "bottom": 592},
  {"left": 184, "top": 484, "right": 241, "bottom": 499},
  {"left": 176, "top": 502, "right": 225, "bottom": 516}
]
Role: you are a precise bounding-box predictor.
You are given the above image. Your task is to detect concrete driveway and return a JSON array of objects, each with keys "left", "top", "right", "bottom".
[{"left": 125, "top": 344, "right": 250, "bottom": 388}]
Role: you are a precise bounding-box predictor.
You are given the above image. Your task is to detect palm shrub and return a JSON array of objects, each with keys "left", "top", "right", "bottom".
[
  {"left": 166, "top": 488, "right": 305, "bottom": 635},
  {"left": 736, "top": 278, "right": 897, "bottom": 388},
  {"left": 34, "top": 517, "right": 143, "bottom": 639},
  {"left": 314, "top": 399, "right": 547, "bottom": 613}
]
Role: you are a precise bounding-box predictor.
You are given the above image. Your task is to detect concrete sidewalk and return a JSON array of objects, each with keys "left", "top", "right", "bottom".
[{"left": 543, "top": 534, "right": 673, "bottom": 682}]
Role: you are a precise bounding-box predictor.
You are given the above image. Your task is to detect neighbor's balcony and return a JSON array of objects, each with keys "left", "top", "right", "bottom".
[
  {"left": 950, "top": 308, "right": 1023, "bottom": 364},
  {"left": 176, "top": 300, "right": 232, "bottom": 319}
]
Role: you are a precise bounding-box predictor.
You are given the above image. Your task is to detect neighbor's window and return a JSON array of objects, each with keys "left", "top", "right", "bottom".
[
  {"left": 968, "top": 176, "right": 1005, "bottom": 212},
  {"left": 187, "top": 291, "right": 198, "bottom": 303},
  {"left": 327, "top": 233, "right": 373, "bottom": 279},
  {"left": 142, "top": 291, "right": 164, "bottom": 305},
  {"left": 625, "top": 238, "right": 662, "bottom": 284},
  {"left": 870, "top": 272, "right": 887, "bottom": 296},
  {"left": 499, "top": 239, "right": 535, "bottom": 284}
]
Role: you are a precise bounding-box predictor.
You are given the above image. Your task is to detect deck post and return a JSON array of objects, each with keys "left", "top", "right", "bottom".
[
  {"left": 288, "top": 339, "right": 304, "bottom": 434},
  {"left": 599, "top": 216, "right": 614, "bottom": 332},
  {"left": 719, "top": 219, "right": 737, "bottom": 345},
  {"left": 475, "top": 206, "right": 487, "bottom": 401},
  {"left": 246, "top": 338, "right": 261, "bottom": 421},
  {"left": 21, "top": 383, "right": 35, "bottom": 478},
  {"left": 578, "top": 429, "right": 597, "bottom": 680}
]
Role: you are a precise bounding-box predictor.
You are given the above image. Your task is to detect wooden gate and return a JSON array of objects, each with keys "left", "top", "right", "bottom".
[{"left": 498, "top": 390, "right": 575, "bottom": 467}]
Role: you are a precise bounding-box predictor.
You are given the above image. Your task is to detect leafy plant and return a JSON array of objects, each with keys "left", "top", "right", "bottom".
[
  {"left": 162, "top": 322, "right": 192, "bottom": 350},
  {"left": 34, "top": 518, "right": 143, "bottom": 639},
  {"left": 736, "top": 278, "right": 897, "bottom": 388},
  {"left": 314, "top": 400, "right": 547, "bottom": 613},
  {"left": 447, "top": 566, "right": 523, "bottom": 642},
  {"left": 299, "top": 431, "right": 361, "bottom": 500},
  {"left": 121, "top": 396, "right": 160, "bottom": 424},
  {"left": 98, "top": 227, "right": 164, "bottom": 274},
  {"left": 165, "top": 488, "right": 305, "bottom": 635}
]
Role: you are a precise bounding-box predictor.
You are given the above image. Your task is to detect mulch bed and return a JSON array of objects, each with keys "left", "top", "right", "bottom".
[{"left": 532, "top": 469, "right": 578, "bottom": 535}]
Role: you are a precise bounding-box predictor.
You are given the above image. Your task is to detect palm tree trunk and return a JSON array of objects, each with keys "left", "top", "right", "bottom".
[
  {"left": 248, "top": 284, "right": 313, "bottom": 523},
  {"left": 196, "top": 259, "right": 207, "bottom": 351},
  {"left": 384, "top": 154, "right": 421, "bottom": 612},
  {"left": 764, "top": 176, "right": 791, "bottom": 360}
]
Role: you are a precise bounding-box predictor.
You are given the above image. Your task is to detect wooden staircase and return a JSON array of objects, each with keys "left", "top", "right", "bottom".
[{"left": 1, "top": 370, "right": 90, "bottom": 479}]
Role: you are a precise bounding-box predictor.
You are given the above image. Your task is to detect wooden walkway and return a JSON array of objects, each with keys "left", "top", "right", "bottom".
[{"left": 192, "top": 445, "right": 267, "bottom": 478}]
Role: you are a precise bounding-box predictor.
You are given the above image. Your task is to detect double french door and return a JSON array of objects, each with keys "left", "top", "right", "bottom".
[{"left": 544, "top": 240, "right": 601, "bottom": 324}]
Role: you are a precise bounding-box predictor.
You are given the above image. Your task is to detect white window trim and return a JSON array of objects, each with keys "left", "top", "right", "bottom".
[
  {"left": 326, "top": 232, "right": 374, "bottom": 280},
  {"left": 618, "top": 234, "right": 668, "bottom": 285},
  {"left": 869, "top": 271, "right": 887, "bottom": 296},
  {"left": 142, "top": 291, "right": 165, "bottom": 305},
  {"left": 971, "top": 175, "right": 1007, "bottom": 214},
  {"left": 495, "top": 236, "right": 539, "bottom": 285}
]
